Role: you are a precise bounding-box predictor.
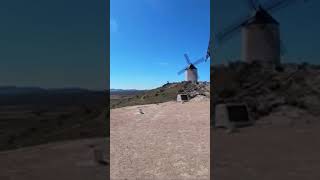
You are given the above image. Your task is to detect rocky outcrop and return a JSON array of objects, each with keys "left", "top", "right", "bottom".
[
  {"left": 176, "top": 81, "right": 210, "bottom": 99},
  {"left": 212, "top": 61, "right": 320, "bottom": 121}
]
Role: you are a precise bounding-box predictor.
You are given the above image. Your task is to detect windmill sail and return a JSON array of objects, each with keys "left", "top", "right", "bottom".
[
  {"left": 216, "top": 14, "right": 253, "bottom": 44},
  {"left": 184, "top": 54, "right": 191, "bottom": 64},
  {"left": 216, "top": 0, "right": 308, "bottom": 47},
  {"left": 214, "top": 0, "right": 308, "bottom": 65},
  {"left": 177, "top": 67, "right": 188, "bottom": 75},
  {"left": 193, "top": 58, "right": 206, "bottom": 66},
  {"left": 247, "top": 0, "right": 259, "bottom": 10},
  {"left": 206, "top": 37, "right": 212, "bottom": 60},
  {"left": 177, "top": 53, "right": 208, "bottom": 78},
  {"left": 264, "top": 0, "right": 307, "bottom": 13}
]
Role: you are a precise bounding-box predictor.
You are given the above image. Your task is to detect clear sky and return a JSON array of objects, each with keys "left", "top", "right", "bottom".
[
  {"left": 212, "top": 0, "right": 320, "bottom": 65},
  {"left": 0, "top": 0, "right": 106, "bottom": 90},
  {"left": 110, "top": 0, "right": 210, "bottom": 90}
]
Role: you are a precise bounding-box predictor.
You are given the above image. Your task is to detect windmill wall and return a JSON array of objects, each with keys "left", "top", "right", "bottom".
[
  {"left": 185, "top": 69, "right": 198, "bottom": 82},
  {"left": 242, "top": 23, "right": 280, "bottom": 65}
]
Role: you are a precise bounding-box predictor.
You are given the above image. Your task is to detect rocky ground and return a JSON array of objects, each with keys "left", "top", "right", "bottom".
[
  {"left": 0, "top": 138, "right": 109, "bottom": 180},
  {"left": 163, "top": 81, "right": 210, "bottom": 99},
  {"left": 212, "top": 61, "right": 320, "bottom": 123},
  {"left": 212, "top": 122, "right": 320, "bottom": 180}
]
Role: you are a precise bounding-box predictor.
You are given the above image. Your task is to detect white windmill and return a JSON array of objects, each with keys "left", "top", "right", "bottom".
[
  {"left": 216, "top": 0, "right": 308, "bottom": 65},
  {"left": 178, "top": 53, "right": 207, "bottom": 83}
]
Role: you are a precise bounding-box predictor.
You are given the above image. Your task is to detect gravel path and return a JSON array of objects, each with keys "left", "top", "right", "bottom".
[
  {"left": 110, "top": 101, "right": 210, "bottom": 180},
  {"left": 213, "top": 123, "right": 320, "bottom": 180},
  {"left": 0, "top": 138, "right": 108, "bottom": 180}
]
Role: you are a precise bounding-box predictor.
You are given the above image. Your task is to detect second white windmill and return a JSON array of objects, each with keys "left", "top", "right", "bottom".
[
  {"left": 216, "top": 0, "right": 308, "bottom": 65},
  {"left": 178, "top": 53, "right": 207, "bottom": 83}
]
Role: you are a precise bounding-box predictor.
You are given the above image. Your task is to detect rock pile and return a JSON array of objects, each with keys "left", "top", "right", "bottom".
[
  {"left": 212, "top": 61, "right": 320, "bottom": 122},
  {"left": 177, "top": 81, "right": 210, "bottom": 99}
]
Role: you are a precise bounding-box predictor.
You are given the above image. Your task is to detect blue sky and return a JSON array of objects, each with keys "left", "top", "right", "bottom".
[
  {"left": 212, "top": 0, "right": 320, "bottom": 65},
  {"left": 110, "top": 0, "right": 210, "bottom": 90},
  {"left": 0, "top": 0, "right": 106, "bottom": 90}
]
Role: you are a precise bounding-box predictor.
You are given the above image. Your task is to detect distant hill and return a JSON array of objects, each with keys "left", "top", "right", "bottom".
[
  {"left": 0, "top": 86, "right": 106, "bottom": 106},
  {"left": 111, "top": 88, "right": 141, "bottom": 92},
  {"left": 110, "top": 89, "right": 146, "bottom": 95},
  {"left": 0, "top": 86, "right": 108, "bottom": 151},
  {"left": 0, "top": 86, "right": 46, "bottom": 95},
  {"left": 0, "top": 86, "right": 101, "bottom": 95}
]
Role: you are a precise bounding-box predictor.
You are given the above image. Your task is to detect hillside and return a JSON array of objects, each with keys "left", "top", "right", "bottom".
[
  {"left": 212, "top": 61, "right": 320, "bottom": 122},
  {"left": 110, "top": 81, "right": 210, "bottom": 109},
  {"left": 0, "top": 88, "right": 107, "bottom": 151}
]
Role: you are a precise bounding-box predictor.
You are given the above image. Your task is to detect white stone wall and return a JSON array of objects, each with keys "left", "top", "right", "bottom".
[
  {"left": 185, "top": 69, "right": 198, "bottom": 82},
  {"left": 242, "top": 23, "right": 280, "bottom": 65}
]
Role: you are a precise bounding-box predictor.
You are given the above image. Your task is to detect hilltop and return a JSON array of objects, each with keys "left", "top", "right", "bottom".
[{"left": 110, "top": 81, "right": 210, "bottom": 109}]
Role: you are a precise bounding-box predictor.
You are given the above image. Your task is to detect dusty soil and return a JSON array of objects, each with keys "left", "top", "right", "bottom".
[
  {"left": 212, "top": 121, "right": 320, "bottom": 180},
  {"left": 0, "top": 104, "right": 107, "bottom": 151},
  {"left": 110, "top": 101, "right": 210, "bottom": 180},
  {"left": 0, "top": 138, "right": 109, "bottom": 180}
]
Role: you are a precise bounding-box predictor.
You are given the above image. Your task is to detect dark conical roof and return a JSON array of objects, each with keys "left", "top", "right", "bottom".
[
  {"left": 188, "top": 64, "right": 197, "bottom": 70},
  {"left": 245, "top": 6, "right": 279, "bottom": 26}
]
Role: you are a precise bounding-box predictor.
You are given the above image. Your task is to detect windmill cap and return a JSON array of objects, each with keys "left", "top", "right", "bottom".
[
  {"left": 188, "top": 64, "right": 197, "bottom": 70},
  {"left": 245, "top": 7, "right": 279, "bottom": 26}
]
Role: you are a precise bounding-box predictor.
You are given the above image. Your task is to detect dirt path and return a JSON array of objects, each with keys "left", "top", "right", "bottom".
[
  {"left": 0, "top": 138, "right": 109, "bottom": 180},
  {"left": 213, "top": 123, "right": 320, "bottom": 180},
  {"left": 110, "top": 101, "right": 210, "bottom": 180}
]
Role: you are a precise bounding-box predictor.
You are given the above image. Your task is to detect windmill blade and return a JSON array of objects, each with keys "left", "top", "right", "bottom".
[
  {"left": 193, "top": 57, "right": 206, "bottom": 66},
  {"left": 213, "top": 34, "right": 221, "bottom": 49},
  {"left": 264, "top": 0, "right": 308, "bottom": 13},
  {"left": 177, "top": 67, "right": 187, "bottom": 75},
  {"left": 206, "top": 37, "right": 212, "bottom": 60},
  {"left": 205, "top": 46, "right": 211, "bottom": 60},
  {"left": 246, "top": 0, "right": 258, "bottom": 10},
  {"left": 184, "top": 53, "right": 191, "bottom": 64},
  {"left": 206, "top": 35, "right": 215, "bottom": 60},
  {"left": 216, "top": 14, "right": 253, "bottom": 45},
  {"left": 216, "top": 25, "right": 241, "bottom": 45}
]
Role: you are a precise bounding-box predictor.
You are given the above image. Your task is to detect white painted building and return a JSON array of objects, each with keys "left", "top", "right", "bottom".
[
  {"left": 242, "top": 8, "right": 280, "bottom": 65},
  {"left": 185, "top": 64, "right": 198, "bottom": 82}
]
